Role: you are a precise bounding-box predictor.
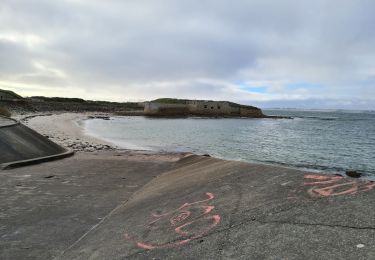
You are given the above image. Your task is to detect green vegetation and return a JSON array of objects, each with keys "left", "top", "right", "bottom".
[
  {"left": 31, "top": 96, "right": 86, "bottom": 103},
  {"left": 152, "top": 98, "right": 190, "bottom": 104},
  {"left": 0, "top": 89, "right": 23, "bottom": 99},
  {"left": 152, "top": 98, "right": 260, "bottom": 110},
  {"left": 0, "top": 106, "right": 11, "bottom": 117},
  {"left": 28, "top": 96, "right": 143, "bottom": 110}
]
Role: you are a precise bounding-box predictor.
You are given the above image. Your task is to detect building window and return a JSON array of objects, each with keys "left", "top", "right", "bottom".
[
  {"left": 204, "top": 105, "right": 207, "bottom": 109},
  {"left": 211, "top": 106, "right": 214, "bottom": 109},
  {"left": 218, "top": 106, "right": 221, "bottom": 109}
]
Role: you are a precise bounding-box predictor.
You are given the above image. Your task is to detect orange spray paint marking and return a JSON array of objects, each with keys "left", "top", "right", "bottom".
[
  {"left": 170, "top": 211, "right": 191, "bottom": 226},
  {"left": 362, "top": 182, "right": 375, "bottom": 192},
  {"left": 308, "top": 181, "right": 358, "bottom": 197},
  {"left": 304, "top": 174, "right": 343, "bottom": 185},
  {"left": 304, "top": 174, "right": 375, "bottom": 198},
  {"left": 124, "top": 192, "right": 221, "bottom": 250}
]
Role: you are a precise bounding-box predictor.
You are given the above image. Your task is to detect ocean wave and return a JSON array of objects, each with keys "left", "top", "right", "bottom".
[{"left": 296, "top": 116, "right": 339, "bottom": 121}]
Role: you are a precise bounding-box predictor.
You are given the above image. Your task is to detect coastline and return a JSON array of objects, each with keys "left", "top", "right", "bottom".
[
  {"left": 22, "top": 112, "right": 190, "bottom": 162},
  {"left": 22, "top": 112, "right": 116, "bottom": 152},
  {"left": 2, "top": 112, "right": 375, "bottom": 259},
  {"left": 22, "top": 112, "right": 374, "bottom": 180}
]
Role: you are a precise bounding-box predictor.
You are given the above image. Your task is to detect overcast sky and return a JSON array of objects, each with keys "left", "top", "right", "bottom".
[{"left": 1, "top": 1, "right": 375, "bottom": 109}]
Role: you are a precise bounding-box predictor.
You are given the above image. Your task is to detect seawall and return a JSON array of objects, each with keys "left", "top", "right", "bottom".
[{"left": 0, "top": 116, "right": 73, "bottom": 168}]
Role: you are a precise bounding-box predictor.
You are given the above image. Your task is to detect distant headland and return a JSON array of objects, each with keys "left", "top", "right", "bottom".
[
  {"left": 144, "top": 98, "right": 264, "bottom": 117},
  {"left": 0, "top": 89, "right": 289, "bottom": 118}
]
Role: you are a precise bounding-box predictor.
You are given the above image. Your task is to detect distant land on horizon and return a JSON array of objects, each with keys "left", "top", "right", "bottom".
[{"left": 1, "top": 88, "right": 373, "bottom": 112}]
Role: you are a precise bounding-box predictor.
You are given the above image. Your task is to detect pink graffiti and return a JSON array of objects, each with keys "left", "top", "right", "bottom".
[
  {"left": 124, "top": 192, "right": 221, "bottom": 250},
  {"left": 304, "top": 174, "right": 375, "bottom": 197}
]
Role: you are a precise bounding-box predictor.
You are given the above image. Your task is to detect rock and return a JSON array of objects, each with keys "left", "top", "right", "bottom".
[
  {"left": 202, "top": 154, "right": 211, "bottom": 157},
  {"left": 88, "top": 115, "right": 110, "bottom": 120},
  {"left": 346, "top": 170, "right": 362, "bottom": 178},
  {"left": 85, "top": 147, "right": 95, "bottom": 152}
]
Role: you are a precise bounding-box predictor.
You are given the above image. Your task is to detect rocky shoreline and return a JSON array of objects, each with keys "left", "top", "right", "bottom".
[{"left": 54, "top": 137, "right": 114, "bottom": 153}]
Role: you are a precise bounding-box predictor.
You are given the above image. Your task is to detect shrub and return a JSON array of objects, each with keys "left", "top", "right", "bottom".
[{"left": 0, "top": 106, "right": 11, "bottom": 117}]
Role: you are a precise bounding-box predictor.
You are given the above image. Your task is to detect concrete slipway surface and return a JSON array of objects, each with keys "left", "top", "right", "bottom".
[{"left": 0, "top": 152, "right": 374, "bottom": 260}]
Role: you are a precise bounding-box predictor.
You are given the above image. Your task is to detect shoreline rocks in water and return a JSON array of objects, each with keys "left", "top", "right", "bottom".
[
  {"left": 88, "top": 115, "right": 111, "bottom": 120},
  {"left": 346, "top": 170, "right": 362, "bottom": 178}
]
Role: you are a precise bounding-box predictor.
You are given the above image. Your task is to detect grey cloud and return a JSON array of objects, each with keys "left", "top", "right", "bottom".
[
  {"left": 0, "top": 41, "right": 32, "bottom": 77},
  {"left": 0, "top": 0, "right": 375, "bottom": 108}
]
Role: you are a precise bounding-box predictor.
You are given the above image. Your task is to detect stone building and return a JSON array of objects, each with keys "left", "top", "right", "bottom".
[
  {"left": 144, "top": 102, "right": 190, "bottom": 116},
  {"left": 0, "top": 89, "right": 22, "bottom": 101},
  {"left": 144, "top": 99, "right": 264, "bottom": 117}
]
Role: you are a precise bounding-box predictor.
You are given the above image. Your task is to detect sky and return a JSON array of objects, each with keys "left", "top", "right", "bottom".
[{"left": 1, "top": 0, "right": 375, "bottom": 109}]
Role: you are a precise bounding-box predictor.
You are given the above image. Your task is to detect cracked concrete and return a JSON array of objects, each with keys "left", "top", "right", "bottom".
[{"left": 1, "top": 153, "right": 374, "bottom": 259}]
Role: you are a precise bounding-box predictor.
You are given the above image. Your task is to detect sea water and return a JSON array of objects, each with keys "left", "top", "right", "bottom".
[{"left": 84, "top": 110, "right": 375, "bottom": 178}]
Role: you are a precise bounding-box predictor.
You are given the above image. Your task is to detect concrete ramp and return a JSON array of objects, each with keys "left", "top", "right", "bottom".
[
  {"left": 58, "top": 155, "right": 375, "bottom": 260},
  {"left": 0, "top": 152, "right": 374, "bottom": 259},
  {"left": 0, "top": 117, "right": 72, "bottom": 168}
]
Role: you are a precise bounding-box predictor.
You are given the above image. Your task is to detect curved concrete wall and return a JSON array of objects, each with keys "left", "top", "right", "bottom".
[{"left": 0, "top": 118, "right": 69, "bottom": 165}]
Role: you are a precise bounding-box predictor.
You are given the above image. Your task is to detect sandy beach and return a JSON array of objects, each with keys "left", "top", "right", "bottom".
[
  {"left": 22, "top": 112, "right": 188, "bottom": 162},
  {"left": 22, "top": 113, "right": 115, "bottom": 152}
]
